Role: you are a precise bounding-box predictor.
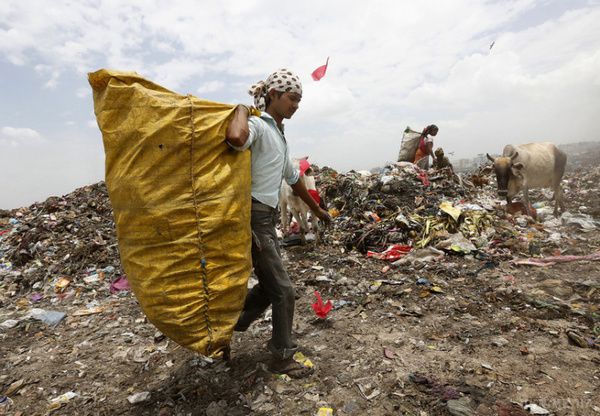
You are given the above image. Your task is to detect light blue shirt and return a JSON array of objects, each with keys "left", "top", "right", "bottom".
[{"left": 230, "top": 112, "right": 299, "bottom": 208}]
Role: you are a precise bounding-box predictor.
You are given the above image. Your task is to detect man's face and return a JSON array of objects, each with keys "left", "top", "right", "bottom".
[{"left": 270, "top": 91, "right": 302, "bottom": 119}]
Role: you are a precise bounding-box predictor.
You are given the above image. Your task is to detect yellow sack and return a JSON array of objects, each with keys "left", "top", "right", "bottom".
[{"left": 88, "top": 69, "right": 254, "bottom": 357}]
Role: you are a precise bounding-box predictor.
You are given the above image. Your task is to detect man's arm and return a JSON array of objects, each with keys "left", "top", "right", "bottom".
[
  {"left": 226, "top": 105, "right": 250, "bottom": 147},
  {"left": 290, "top": 180, "right": 331, "bottom": 223}
]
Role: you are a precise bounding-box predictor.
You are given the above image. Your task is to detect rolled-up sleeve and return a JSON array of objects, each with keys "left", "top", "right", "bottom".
[
  {"left": 284, "top": 154, "right": 300, "bottom": 185},
  {"left": 229, "top": 116, "right": 261, "bottom": 151}
]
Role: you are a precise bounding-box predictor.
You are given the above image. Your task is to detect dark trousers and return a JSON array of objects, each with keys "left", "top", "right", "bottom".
[{"left": 235, "top": 201, "right": 297, "bottom": 359}]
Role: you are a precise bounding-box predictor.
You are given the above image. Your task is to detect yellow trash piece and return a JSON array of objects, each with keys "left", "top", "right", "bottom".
[
  {"left": 88, "top": 69, "right": 256, "bottom": 357},
  {"left": 439, "top": 201, "right": 462, "bottom": 223},
  {"left": 293, "top": 351, "right": 314, "bottom": 368}
]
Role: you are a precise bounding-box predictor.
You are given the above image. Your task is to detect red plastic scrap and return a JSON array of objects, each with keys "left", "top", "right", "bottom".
[
  {"left": 110, "top": 276, "right": 131, "bottom": 293},
  {"left": 312, "top": 290, "right": 332, "bottom": 319},
  {"left": 417, "top": 171, "right": 430, "bottom": 187},
  {"left": 367, "top": 244, "right": 412, "bottom": 261}
]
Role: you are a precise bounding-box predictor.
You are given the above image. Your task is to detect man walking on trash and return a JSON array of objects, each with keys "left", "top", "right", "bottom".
[{"left": 226, "top": 68, "right": 331, "bottom": 378}]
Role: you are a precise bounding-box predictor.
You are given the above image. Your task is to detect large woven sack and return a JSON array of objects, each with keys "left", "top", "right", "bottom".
[
  {"left": 88, "top": 69, "right": 255, "bottom": 357},
  {"left": 397, "top": 127, "right": 422, "bottom": 162}
]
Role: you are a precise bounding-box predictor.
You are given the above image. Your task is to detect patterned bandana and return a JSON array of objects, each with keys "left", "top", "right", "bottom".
[{"left": 248, "top": 68, "right": 303, "bottom": 111}]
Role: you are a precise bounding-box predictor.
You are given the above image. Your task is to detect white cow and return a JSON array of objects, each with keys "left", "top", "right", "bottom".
[
  {"left": 486, "top": 142, "right": 567, "bottom": 216},
  {"left": 280, "top": 158, "right": 321, "bottom": 243}
]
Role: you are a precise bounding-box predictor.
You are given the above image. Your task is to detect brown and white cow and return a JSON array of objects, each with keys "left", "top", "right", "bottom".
[{"left": 486, "top": 142, "right": 567, "bottom": 216}]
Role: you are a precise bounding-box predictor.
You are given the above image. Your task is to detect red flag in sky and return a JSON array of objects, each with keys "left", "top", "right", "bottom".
[{"left": 311, "top": 57, "right": 329, "bottom": 81}]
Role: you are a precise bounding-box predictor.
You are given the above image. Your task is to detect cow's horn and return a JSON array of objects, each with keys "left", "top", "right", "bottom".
[
  {"left": 510, "top": 151, "right": 519, "bottom": 161},
  {"left": 486, "top": 153, "right": 495, "bottom": 162}
]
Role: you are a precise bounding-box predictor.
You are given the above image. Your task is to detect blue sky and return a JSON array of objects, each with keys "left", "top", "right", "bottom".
[{"left": 1, "top": 0, "right": 599, "bottom": 208}]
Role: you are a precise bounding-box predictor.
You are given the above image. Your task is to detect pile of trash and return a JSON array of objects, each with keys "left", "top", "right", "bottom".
[
  {"left": 314, "top": 162, "right": 600, "bottom": 266},
  {"left": 1, "top": 160, "right": 599, "bottom": 415},
  {"left": 2, "top": 163, "right": 599, "bottom": 299},
  {"left": 561, "top": 166, "right": 600, "bottom": 217},
  {"left": 0, "top": 182, "right": 123, "bottom": 298}
]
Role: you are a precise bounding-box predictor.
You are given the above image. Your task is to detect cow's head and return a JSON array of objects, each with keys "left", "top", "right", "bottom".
[{"left": 486, "top": 152, "right": 524, "bottom": 197}]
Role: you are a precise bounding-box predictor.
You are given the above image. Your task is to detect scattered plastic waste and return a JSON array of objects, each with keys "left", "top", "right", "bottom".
[
  {"left": 0, "top": 396, "right": 14, "bottom": 413},
  {"left": 293, "top": 351, "right": 314, "bottom": 369},
  {"left": 332, "top": 299, "right": 351, "bottom": 310},
  {"left": 416, "top": 277, "right": 430, "bottom": 286},
  {"left": 109, "top": 276, "right": 131, "bottom": 294},
  {"left": 48, "top": 391, "right": 78, "bottom": 412},
  {"left": 392, "top": 247, "right": 445, "bottom": 266},
  {"left": 363, "top": 211, "right": 381, "bottom": 223},
  {"left": 566, "top": 329, "right": 599, "bottom": 349},
  {"left": 312, "top": 291, "right": 332, "bottom": 319},
  {"left": 29, "top": 308, "right": 67, "bottom": 327},
  {"left": 0, "top": 319, "right": 19, "bottom": 329},
  {"left": 436, "top": 233, "right": 477, "bottom": 254},
  {"left": 83, "top": 271, "right": 104, "bottom": 284},
  {"left": 54, "top": 277, "right": 71, "bottom": 293},
  {"left": 127, "top": 391, "right": 151, "bottom": 404},
  {"left": 439, "top": 201, "right": 462, "bottom": 222},
  {"left": 523, "top": 403, "right": 550, "bottom": 415},
  {"left": 30, "top": 293, "right": 43, "bottom": 302},
  {"left": 512, "top": 250, "right": 600, "bottom": 267},
  {"left": 367, "top": 244, "right": 412, "bottom": 261},
  {"left": 561, "top": 212, "right": 598, "bottom": 231},
  {"left": 49, "top": 391, "right": 78, "bottom": 404}
]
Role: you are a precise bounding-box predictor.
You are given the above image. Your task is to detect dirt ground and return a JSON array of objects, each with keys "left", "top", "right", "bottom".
[{"left": 1, "top": 168, "right": 599, "bottom": 415}]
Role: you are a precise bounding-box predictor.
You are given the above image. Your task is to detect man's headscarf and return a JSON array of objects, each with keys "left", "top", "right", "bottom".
[{"left": 248, "top": 68, "right": 303, "bottom": 111}]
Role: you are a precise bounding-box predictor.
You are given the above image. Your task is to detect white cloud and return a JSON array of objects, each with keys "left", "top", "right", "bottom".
[
  {"left": 197, "top": 80, "right": 225, "bottom": 95},
  {"left": 0, "top": 0, "right": 599, "bottom": 206},
  {"left": 76, "top": 87, "right": 91, "bottom": 98},
  {"left": 148, "top": 58, "right": 208, "bottom": 91},
  {"left": 0, "top": 126, "right": 45, "bottom": 147},
  {"left": 34, "top": 64, "right": 61, "bottom": 88}
]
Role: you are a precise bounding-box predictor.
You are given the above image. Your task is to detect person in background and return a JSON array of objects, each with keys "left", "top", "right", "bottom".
[
  {"left": 226, "top": 68, "right": 331, "bottom": 378},
  {"left": 433, "top": 147, "right": 453, "bottom": 172},
  {"left": 413, "top": 124, "right": 439, "bottom": 169}
]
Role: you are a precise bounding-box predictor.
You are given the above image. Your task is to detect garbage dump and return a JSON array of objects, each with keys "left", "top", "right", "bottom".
[{"left": 1, "top": 152, "right": 599, "bottom": 414}]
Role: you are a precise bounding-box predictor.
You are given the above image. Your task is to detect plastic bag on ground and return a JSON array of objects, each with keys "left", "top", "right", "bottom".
[{"left": 436, "top": 233, "right": 477, "bottom": 254}]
